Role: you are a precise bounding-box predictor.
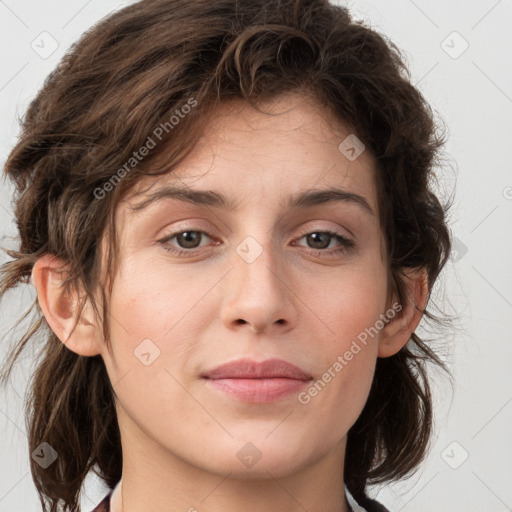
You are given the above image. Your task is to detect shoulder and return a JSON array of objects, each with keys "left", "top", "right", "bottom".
[{"left": 91, "top": 491, "right": 112, "bottom": 512}]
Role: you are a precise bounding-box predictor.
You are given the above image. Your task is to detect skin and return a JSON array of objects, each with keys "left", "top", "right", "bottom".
[{"left": 32, "top": 92, "right": 427, "bottom": 512}]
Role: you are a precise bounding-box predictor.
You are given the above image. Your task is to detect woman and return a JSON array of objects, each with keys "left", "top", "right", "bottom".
[{"left": 0, "top": 0, "right": 451, "bottom": 511}]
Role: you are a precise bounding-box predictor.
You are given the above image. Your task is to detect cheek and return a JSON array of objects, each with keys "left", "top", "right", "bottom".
[
  {"left": 310, "top": 257, "right": 388, "bottom": 343},
  {"left": 297, "top": 261, "right": 387, "bottom": 431},
  {"left": 103, "top": 252, "right": 229, "bottom": 392},
  {"left": 103, "top": 259, "right": 206, "bottom": 427},
  {"left": 299, "top": 308, "right": 380, "bottom": 445},
  {"left": 109, "top": 254, "right": 217, "bottom": 341}
]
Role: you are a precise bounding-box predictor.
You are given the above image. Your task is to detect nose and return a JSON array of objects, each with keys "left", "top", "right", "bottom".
[{"left": 220, "top": 236, "right": 297, "bottom": 335}]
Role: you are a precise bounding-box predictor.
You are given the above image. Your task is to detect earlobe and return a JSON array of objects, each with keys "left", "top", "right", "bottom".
[
  {"left": 31, "top": 254, "right": 102, "bottom": 357},
  {"left": 378, "top": 267, "right": 429, "bottom": 358}
]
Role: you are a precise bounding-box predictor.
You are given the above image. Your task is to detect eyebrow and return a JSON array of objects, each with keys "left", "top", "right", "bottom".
[{"left": 129, "top": 185, "right": 374, "bottom": 215}]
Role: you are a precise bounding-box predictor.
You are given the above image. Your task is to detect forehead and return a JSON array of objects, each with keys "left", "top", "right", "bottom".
[{"left": 119, "top": 92, "right": 378, "bottom": 220}]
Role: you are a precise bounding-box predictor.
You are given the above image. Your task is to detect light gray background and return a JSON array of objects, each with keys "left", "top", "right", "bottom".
[{"left": 1, "top": 1, "right": 511, "bottom": 511}]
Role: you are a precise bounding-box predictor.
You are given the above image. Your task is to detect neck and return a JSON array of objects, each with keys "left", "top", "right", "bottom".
[
  {"left": 110, "top": 435, "right": 350, "bottom": 512},
  {"left": 110, "top": 479, "right": 122, "bottom": 512},
  {"left": 113, "top": 473, "right": 351, "bottom": 512},
  {"left": 110, "top": 402, "right": 351, "bottom": 512}
]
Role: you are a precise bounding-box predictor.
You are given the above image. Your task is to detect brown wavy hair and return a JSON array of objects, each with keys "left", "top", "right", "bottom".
[{"left": 0, "top": 0, "right": 452, "bottom": 510}]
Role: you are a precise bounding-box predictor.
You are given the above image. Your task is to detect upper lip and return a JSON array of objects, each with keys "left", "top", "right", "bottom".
[{"left": 201, "top": 358, "right": 312, "bottom": 380}]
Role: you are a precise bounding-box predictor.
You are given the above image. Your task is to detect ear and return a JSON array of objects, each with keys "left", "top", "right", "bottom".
[
  {"left": 31, "top": 253, "right": 103, "bottom": 356},
  {"left": 378, "top": 267, "right": 429, "bottom": 358}
]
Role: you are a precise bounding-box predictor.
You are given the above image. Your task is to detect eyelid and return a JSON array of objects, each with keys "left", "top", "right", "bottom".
[
  {"left": 158, "top": 228, "right": 215, "bottom": 249},
  {"left": 157, "top": 224, "right": 355, "bottom": 257},
  {"left": 292, "top": 228, "right": 355, "bottom": 252},
  {"left": 158, "top": 222, "right": 352, "bottom": 244},
  {"left": 295, "top": 224, "right": 352, "bottom": 241}
]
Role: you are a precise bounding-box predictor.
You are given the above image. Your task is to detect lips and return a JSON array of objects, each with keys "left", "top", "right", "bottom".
[
  {"left": 201, "top": 357, "right": 312, "bottom": 380},
  {"left": 201, "top": 358, "right": 313, "bottom": 403}
]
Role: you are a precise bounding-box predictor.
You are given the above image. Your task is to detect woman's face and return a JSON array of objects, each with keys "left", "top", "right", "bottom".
[{"left": 101, "top": 92, "right": 392, "bottom": 478}]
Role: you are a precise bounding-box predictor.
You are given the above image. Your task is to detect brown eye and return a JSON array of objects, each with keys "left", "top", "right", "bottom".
[
  {"left": 305, "top": 232, "right": 332, "bottom": 249},
  {"left": 294, "top": 230, "right": 355, "bottom": 255},
  {"left": 158, "top": 229, "right": 214, "bottom": 254},
  {"left": 175, "top": 231, "right": 203, "bottom": 249}
]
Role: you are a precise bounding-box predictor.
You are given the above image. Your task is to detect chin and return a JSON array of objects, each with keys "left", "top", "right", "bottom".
[{"left": 191, "top": 438, "right": 315, "bottom": 479}]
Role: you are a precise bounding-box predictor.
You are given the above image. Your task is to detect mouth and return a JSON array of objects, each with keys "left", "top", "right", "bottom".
[{"left": 201, "top": 357, "right": 313, "bottom": 403}]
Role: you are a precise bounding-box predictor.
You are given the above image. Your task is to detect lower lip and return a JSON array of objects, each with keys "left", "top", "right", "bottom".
[{"left": 203, "top": 377, "right": 311, "bottom": 403}]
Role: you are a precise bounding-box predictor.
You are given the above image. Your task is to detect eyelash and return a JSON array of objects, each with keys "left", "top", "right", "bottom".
[{"left": 157, "top": 228, "right": 355, "bottom": 257}]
